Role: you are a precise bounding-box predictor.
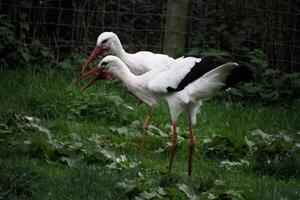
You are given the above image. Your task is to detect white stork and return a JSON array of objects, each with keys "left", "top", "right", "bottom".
[
  {"left": 79, "top": 32, "right": 176, "bottom": 150},
  {"left": 75, "top": 55, "right": 255, "bottom": 178},
  {"left": 82, "top": 32, "right": 175, "bottom": 74}
]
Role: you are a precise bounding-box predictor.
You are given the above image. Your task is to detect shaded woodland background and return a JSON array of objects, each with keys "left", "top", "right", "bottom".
[
  {"left": 0, "top": 0, "right": 300, "bottom": 101},
  {"left": 1, "top": 0, "right": 299, "bottom": 72}
]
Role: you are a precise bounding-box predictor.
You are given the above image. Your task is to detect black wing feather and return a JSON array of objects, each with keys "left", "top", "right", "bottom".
[{"left": 167, "top": 56, "right": 255, "bottom": 93}]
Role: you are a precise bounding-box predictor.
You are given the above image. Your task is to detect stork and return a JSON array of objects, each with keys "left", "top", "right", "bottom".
[
  {"left": 79, "top": 32, "right": 176, "bottom": 151},
  {"left": 82, "top": 32, "right": 175, "bottom": 74},
  {"left": 75, "top": 55, "right": 255, "bottom": 178}
]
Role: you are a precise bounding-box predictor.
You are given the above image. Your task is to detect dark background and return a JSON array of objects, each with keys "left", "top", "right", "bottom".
[{"left": 1, "top": 0, "right": 299, "bottom": 72}]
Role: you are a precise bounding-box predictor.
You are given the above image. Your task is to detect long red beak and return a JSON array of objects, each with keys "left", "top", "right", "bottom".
[
  {"left": 80, "top": 72, "right": 113, "bottom": 92},
  {"left": 74, "top": 66, "right": 101, "bottom": 84},
  {"left": 73, "top": 66, "right": 113, "bottom": 92},
  {"left": 80, "top": 75, "right": 102, "bottom": 92},
  {"left": 82, "top": 46, "right": 103, "bottom": 73}
]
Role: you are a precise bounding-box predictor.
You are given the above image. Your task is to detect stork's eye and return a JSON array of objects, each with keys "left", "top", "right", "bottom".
[
  {"left": 101, "top": 39, "right": 109, "bottom": 44},
  {"left": 101, "top": 61, "right": 108, "bottom": 66}
]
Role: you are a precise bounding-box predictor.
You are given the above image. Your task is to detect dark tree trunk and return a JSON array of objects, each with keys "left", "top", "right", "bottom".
[{"left": 163, "top": 0, "right": 191, "bottom": 57}]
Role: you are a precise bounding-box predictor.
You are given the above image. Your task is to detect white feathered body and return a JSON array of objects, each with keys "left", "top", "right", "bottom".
[
  {"left": 105, "top": 56, "right": 238, "bottom": 124},
  {"left": 120, "top": 51, "right": 175, "bottom": 75}
]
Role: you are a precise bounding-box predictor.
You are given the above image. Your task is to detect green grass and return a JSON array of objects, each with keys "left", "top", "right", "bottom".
[{"left": 0, "top": 68, "right": 299, "bottom": 199}]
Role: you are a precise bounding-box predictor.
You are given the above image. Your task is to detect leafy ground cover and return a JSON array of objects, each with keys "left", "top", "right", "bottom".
[{"left": 0, "top": 68, "right": 299, "bottom": 199}]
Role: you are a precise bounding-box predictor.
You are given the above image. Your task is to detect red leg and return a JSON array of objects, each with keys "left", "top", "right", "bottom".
[
  {"left": 139, "top": 107, "right": 154, "bottom": 152},
  {"left": 168, "top": 122, "right": 178, "bottom": 172},
  {"left": 188, "top": 116, "right": 196, "bottom": 179}
]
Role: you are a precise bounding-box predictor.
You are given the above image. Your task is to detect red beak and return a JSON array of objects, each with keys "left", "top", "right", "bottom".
[
  {"left": 73, "top": 65, "right": 113, "bottom": 92},
  {"left": 80, "top": 72, "right": 113, "bottom": 92},
  {"left": 80, "top": 75, "right": 102, "bottom": 92},
  {"left": 82, "top": 46, "right": 103, "bottom": 73},
  {"left": 74, "top": 66, "right": 101, "bottom": 84}
]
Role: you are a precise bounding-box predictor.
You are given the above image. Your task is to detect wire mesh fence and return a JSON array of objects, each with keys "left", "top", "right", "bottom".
[{"left": 1, "top": 0, "right": 299, "bottom": 71}]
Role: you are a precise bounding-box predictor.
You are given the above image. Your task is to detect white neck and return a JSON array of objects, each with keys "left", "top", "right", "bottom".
[
  {"left": 111, "top": 44, "right": 126, "bottom": 57},
  {"left": 109, "top": 38, "right": 127, "bottom": 58},
  {"left": 110, "top": 61, "right": 140, "bottom": 86},
  {"left": 108, "top": 40, "right": 134, "bottom": 69},
  {"left": 108, "top": 57, "right": 157, "bottom": 107}
]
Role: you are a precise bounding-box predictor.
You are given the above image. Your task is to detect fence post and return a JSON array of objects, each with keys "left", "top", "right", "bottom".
[{"left": 163, "top": 0, "right": 190, "bottom": 57}]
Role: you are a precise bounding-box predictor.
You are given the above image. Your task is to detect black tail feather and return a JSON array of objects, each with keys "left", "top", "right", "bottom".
[{"left": 167, "top": 56, "right": 256, "bottom": 93}]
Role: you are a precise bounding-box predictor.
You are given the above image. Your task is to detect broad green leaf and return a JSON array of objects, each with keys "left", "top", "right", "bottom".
[
  {"left": 219, "top": 159, "right": 249, "bottom": 171},
  {"left": 88, "top": 133, "right": 105, "bottom": 145},
  {"left": 148, "top": 125, "right": 168, "bottom": 137},
  {"left": 99, "top": 148, "right": 115, "bottom": 160},
  {"left": 61, "top": 154, "right": 84, "bottom": 167},
  {"left": 165, "top": 187, "right": 186, "bottom": 198},
  {"left": 24, "top": 140, "right": 31, "bottom": 145},
  {"left": 177, "top": 183, "right": 197, "bottom": 200},
  {"left": 251, "top": 130, "right": 272, "bottom": 141},
  {"left": 138, "top": 191, "right": 158, "bottom": 199},
  {"left": 71, "top": 133, "right": 81, "bottom": 142},
  {"left": 245, "top": 137, "right": 255, "bottom": 151},
  {"left": 224, "top": 189, "right": 246, "bottom": 200}
]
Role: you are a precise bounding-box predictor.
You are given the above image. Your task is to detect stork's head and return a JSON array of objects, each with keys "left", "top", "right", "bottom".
[
  {"left": 82, "top": 32, "right": 122, "bottom": 73},
  {"left": 98, "top": 56, "right": 125, "bottom": 74},
  {"left": 74, "top": 56, "right": 125, "bottom": 92}
]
